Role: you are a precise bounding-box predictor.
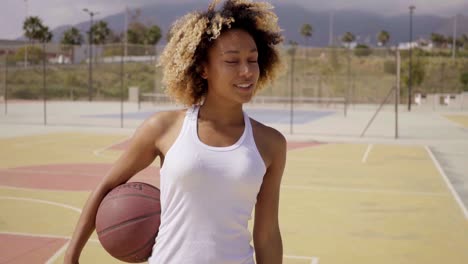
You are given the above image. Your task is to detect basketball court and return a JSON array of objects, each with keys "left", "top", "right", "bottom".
[{"left": 1, "top": 101, "right": 468, "bottom": 264}]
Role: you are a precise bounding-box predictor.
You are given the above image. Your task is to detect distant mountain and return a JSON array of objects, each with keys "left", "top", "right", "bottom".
[{"left": 50, "top": 2, "right": 468, "bottom": 47}]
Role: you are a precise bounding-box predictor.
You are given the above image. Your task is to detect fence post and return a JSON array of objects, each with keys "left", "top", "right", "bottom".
[
  {"left": 289, "top": 43, "right": 297, "bottom": 135},
  {"left": 3, "top": 50, "right": 8, "bottom": 115},
  {"left": 121, "top": 43, "right": 125, "bottom": 128},
  {"left": 43, "top": 42, "right": 47, "bottom": 126},
  {"left": 395, "top": 49, "right": 400, "bottom": 139}
]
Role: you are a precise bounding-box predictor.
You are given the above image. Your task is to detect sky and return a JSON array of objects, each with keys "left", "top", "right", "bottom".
[{"left": 1, "top": 0, "right": 466, "bottom": 40}]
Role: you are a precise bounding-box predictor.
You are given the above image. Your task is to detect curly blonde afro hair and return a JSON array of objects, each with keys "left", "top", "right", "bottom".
[{"left": 158, "top": 0, "right": 284, "bottom": 106}]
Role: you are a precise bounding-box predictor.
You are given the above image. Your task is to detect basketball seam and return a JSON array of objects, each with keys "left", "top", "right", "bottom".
[
  {"left": 102, "top": 193, "right": 160, "bottom": 204},
  {"left": 97, "top": 211, "right": 161, "bottom": 235},
  {"left": 115, "top": 234, "right": 157, "bottom": 259}
]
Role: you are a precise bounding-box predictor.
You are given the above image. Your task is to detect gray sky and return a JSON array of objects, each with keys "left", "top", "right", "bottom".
[{"left": 1, "top": 0, "right": 466, "bottom": 39}]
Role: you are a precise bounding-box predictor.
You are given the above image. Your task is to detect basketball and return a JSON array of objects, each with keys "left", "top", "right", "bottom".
[{"left": 95, "top": 182, "right": 161, "bottom": 263}]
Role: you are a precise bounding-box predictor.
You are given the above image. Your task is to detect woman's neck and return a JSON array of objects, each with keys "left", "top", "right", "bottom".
[{"left": 199, "top": 97, "right": 244, "bottom": 126}]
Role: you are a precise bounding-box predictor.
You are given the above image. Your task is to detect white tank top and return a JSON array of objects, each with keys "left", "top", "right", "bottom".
[{"left": 148, "top": 105, "right": 266, "bottom": 264}]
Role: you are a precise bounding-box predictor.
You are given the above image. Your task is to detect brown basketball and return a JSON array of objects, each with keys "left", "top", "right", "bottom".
[{"left": 95, "top": 182, "right": 161, "bottom": 263}]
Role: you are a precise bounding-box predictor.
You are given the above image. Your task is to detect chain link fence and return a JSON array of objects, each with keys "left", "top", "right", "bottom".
[{"left": 0, "top": 42, "right": 467, "bottom": 128}]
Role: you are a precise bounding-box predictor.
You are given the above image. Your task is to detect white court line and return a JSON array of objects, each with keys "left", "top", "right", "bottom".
[
  {"left": 284, "top": 255, "right": 320, "bottom": 264},
  {"left": 361, "top": 144, "right": 373, "bottom": 163},
  {"left": 0, "top": 196, "right": 82, "bottom": 213},
  {"left": 287, "top": 158, "right": 358, "bottom": 163},
  {"left": 0, "top": 185, "right": 70, "bottom": 192},
  {"left": 14, "top": 139, "right": 60, "bottom": 148},
  {"left": 45, "top": 241, "right": 69, "bottom": 264},
  {"left": 4, "top": 231, "right": 320, "bottom": 264},
  {"left": 287, "top": 144, "right": 323, "bottom": 153},
  {"left": 0, "top": 168, "right": 102, "bottom": 178},
  {"left": 425, "top": 146, "right": 468, "bottom": 219},
  {"left": 0, "top": 231, "right": 99, "bottom": 243},
  {"left": 93, "top": 136, "right": 131, "bottom": 157},
  {"left": 311, "top": 257, "right": 320, "bottom": 264},
  {"left": 281, "top": 185, "right": 448, "bottom": 197}
]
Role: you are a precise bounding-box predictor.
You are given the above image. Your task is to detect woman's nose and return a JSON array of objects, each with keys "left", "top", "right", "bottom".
[{"left": 239, "top": 63, "right": 253, "bottom": 77}]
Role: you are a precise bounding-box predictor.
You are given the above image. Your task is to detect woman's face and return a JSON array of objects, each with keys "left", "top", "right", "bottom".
[{"left": 203, "top": 28, "right": 260, "bottom": 105}]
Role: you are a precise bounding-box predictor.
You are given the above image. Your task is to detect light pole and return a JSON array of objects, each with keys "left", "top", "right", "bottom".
[
  {"left": 452, "top": 14, "right": 458, "bottom": 60},
  {"left": 124, "top": 6, "right": 129, "bottom": 58},
  {"left": 408, "top": 5, "right": 415, "bottom": 111},
  {"left": 329, "top": 11, "right": 334, "bottom": 46},
  {"left": 288, "top": 42, "right": 297, "bottom": 134},
  {"left": 83, "top": 8, "right": 99, "bottom": 101},
  {"left": 24, "top": 0, "right": 28, "bottom": 68}
]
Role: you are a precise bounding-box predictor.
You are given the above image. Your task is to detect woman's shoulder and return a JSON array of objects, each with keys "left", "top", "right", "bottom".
[
  {"left": 135, "top": 108, "right": 187, "bottom": 140},
  {"left": 250, "top": 118, "right": 286, "bottom": 166},
  {"left": 251, "top": 119, "right": 285, "bottom": 143},
  {"left": 146, "top": 108, "right": 187, "bottom": 128}
]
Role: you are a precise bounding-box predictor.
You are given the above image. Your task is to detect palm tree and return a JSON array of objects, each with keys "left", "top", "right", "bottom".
[
  {"left": 430, "top": 33, "right": 444, "bottom": 48},
  {"left": 61, "top": 27, "right": 83, "bottom": 63},
  {"left": 33, "top": 25, "right": 52, "bottom": 69},
  {"left": 61, "top": 27, "right": 83, "bottom": 46},
  {"left": 127, "top": 21, "right": 147, "bottom": 46},
  {"left": 145, "top": 25, "right": 162, "bottom": 46},
  {"left": 341, "top": 32, "right": 356, "bottom": 49},
  {"left": 38, "top": 26, "right": 53, "bottom": 43},
  {"left": 300, "top": 23, "right": 313, "bottom": 59},
  {"left": 23, "top": 16, "right": 45, "bottom": 43},
  {"left": 145, "top": 25, "right": 162, "bottom": 58},
  {"left": 90, "top": 20, "right": 111, "bottom": 45},
  {"left": 377, "top": 30, "right": 390, "bottom": 47},
  {"left": 461, "top": 34, "right": 468, "bottom": 50},
  {"left": 23, "top": 16, "right": 46, "bottom": 67}
]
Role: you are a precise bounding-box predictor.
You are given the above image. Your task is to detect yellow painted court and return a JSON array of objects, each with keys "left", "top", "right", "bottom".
[
  {"left": 444, "top": 115, "right": 468, "bottom": 128},
  {"left": 1, "top": 133, "right": 468, "bottom": 264}
]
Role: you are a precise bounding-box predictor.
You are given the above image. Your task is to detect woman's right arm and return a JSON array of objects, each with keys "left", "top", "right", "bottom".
[{"left": 63, "top": 115, "right": 165, "bottom": 263}]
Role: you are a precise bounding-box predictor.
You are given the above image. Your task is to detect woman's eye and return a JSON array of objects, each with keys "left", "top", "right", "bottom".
[
  {"left": 249, "top": 60, "right": 258, "bottom": 63},
  {"left": 225, "top": 61, "right": 238, "bottom": 64}
]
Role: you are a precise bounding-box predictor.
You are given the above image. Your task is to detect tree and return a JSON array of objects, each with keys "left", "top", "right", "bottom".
[
  {"left": 461, "top": 34, "right": 468, "bottom": 50},
  {"left": 108, "top": 31, "right": 123, "bottom": 43},
  {"left": 145, "top": 25, "right": 162, "bottom": 46},
  {"left": 38, "top": 26, "right": 53, "bottom": 43},
  {"left": 126, "top": 8, "right": 145, "bottom": 45},
  {"left": 14, "top": 46, "right": 44, "bottom": 65},
  {"left": 377, "top": 30, "right": 390, "bottom": 47},
  {"left": 354, "top": 44, "right": 372, "bottom": 57},
  {"left": 127, "top": 22, "right": 162, "bottom": 56},
  {"left": 61, "top": 27, "right": 83, "bottom": 64},
  {"left": 287, "top": 40, "right": 298, "bottom": 56},
  {"left": 22, "top": 16, "right": 51, "bottom": 66},
  {"left": 446, "top": 36, "right": 454, "bottom": 47},
  {"left": 125, "top": 8, "right": 162, "bottom": 55},
  {"left": 23, "top": 16, "right": 46, "bottom": 43},
  {"left": 445, "top": 36, "right": 463, "bottom": 53},
  {"left": 401, "top": 57, "right": 426, "bottom": 92},
  {"left": 300, "top": 23, "right": 313, "bottom": 58},
  {"left": 61, "top": 27, "right": 83, "bottom": 46},
  {"left": 461, "top": 72, "right": 468, "bottom": 92},
  {"left": 341, "top": 32, "right": 355, "bottom": 48},
  {"left": 127, "top": 22, "right": 161, "bottom": 46},
  {"left": 431, "top": 33, "right": 446, "bottom": 48},
  {"left": 127, "top": 21, "right": 147, "bottom": 44},
  {"left": 90, "top": 20, "right": 111, "bottom": 44}
]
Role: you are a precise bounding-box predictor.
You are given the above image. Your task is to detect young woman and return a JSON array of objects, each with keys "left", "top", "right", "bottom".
[{"left": 64, "top": 1, "right": 286, "bottom": 263}]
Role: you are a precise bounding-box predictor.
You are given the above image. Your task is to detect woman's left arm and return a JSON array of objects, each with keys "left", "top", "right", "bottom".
[{"left": 253, "top": 130, "right": 287, "bottom": 264}]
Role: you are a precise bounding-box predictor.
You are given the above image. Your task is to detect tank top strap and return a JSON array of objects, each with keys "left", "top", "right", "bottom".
[
  {"left": 242, "top": 110, "right": 255, "bottom": 146},
  {"left": 172, "top": 105, "right": 198, "bottom": 144},
  {"left": 187, "top": 105, "right": 199, "bottom": 120}
]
